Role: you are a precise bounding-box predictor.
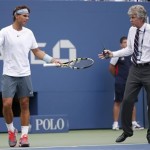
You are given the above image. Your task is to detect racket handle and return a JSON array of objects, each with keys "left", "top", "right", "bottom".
[{"left": 43, "top": 63, "right": 60, "bottom": 67}]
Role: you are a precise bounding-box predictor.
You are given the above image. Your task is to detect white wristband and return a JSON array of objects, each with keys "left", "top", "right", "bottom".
[{"left": 43, "top": 54, "right": 53, "bottom": 63}]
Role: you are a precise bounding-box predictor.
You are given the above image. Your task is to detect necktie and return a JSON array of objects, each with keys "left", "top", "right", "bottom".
[{"left": 132, "top": 29, "right": 140, "bottom": 65}]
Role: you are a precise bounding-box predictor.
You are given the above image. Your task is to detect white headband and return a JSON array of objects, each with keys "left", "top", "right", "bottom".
[{"left": 15, "top": 8, "right": 29, "bottom": 15}]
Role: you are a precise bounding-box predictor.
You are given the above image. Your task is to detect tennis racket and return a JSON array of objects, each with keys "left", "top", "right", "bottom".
[{"left": 43, "top": 57, "right": 94, "bottom": 69}]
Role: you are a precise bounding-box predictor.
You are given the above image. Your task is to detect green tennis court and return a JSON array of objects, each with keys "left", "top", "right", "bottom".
[{"left": 0, "top": 129, "right": 149, "bottom": 149}]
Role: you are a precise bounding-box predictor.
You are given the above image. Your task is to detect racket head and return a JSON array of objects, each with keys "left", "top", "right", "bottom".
[{"left": 61, "top": 57, "right": 94, "bottom": 69}]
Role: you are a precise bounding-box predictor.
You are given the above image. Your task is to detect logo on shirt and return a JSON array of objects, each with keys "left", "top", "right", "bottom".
[{"left": 120, "top": 57, "right": 125, "bottom": 61}]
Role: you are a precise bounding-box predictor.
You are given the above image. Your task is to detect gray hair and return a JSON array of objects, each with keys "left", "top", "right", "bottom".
[{"left": 128, "top": 5, "right": 147, "bottom": 22}]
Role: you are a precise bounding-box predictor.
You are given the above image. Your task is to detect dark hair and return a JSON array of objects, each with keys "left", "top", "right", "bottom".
[
  {"left": 12, "top": 5, "right": 30, "bottom": 21},
  {"left": 120, "top": 36, "right": 127, "bottom": 44}
]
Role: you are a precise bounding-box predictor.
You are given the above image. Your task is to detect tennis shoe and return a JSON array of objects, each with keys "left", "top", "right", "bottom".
[
  {"left": 19, "top": 134, "right": 30, "bottom": 147},
  {"left": 112, "top": 122, "right": 119, "bottom": 130},
  {"left": 132, "top": 121, "right": 144, "bottom": 130},
  {"left": 8, "top": 128, "right": 18, "bottom": 147}
]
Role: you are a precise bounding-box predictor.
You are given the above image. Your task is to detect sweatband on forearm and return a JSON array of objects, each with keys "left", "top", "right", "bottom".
[{"left": 43, "top": 54, "right": 53, "bottom": 63}]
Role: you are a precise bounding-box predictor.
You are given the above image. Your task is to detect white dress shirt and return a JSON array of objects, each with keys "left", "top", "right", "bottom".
[{"left": 113, "top": 23, "right": 150, "bottom": 64}]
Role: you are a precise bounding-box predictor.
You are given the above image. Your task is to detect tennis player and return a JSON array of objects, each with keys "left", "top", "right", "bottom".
[{"left": 0, "top": 5, "right": 60, "bottom": 147}]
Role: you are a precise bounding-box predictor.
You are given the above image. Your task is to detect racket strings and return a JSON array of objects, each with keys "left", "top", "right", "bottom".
[{"left": 70, "top": 59, "right": 93, "bottom": 69}]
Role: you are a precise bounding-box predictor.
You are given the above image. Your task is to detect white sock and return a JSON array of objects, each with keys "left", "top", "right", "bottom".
[
  {"left": 6, "top": 122, "right": 15, "bottom": 132},
  {"left": 21, "top": 126, "right": 29, "bottom": 138},
  {"left": 113, "top": 121, "right": 118, "bottom": 125},
  {"left": 132, "top": 121, "right": 137, "bottom": 125}
]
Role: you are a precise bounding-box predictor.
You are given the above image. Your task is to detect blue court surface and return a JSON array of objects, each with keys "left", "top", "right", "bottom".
[{"left": 1, "top": 144, "right": 150, "bottom": 150}]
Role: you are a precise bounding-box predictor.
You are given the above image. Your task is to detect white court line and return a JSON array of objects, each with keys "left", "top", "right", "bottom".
[{"left": 1, "top": 143, "right": 148, "bottom": 150}]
